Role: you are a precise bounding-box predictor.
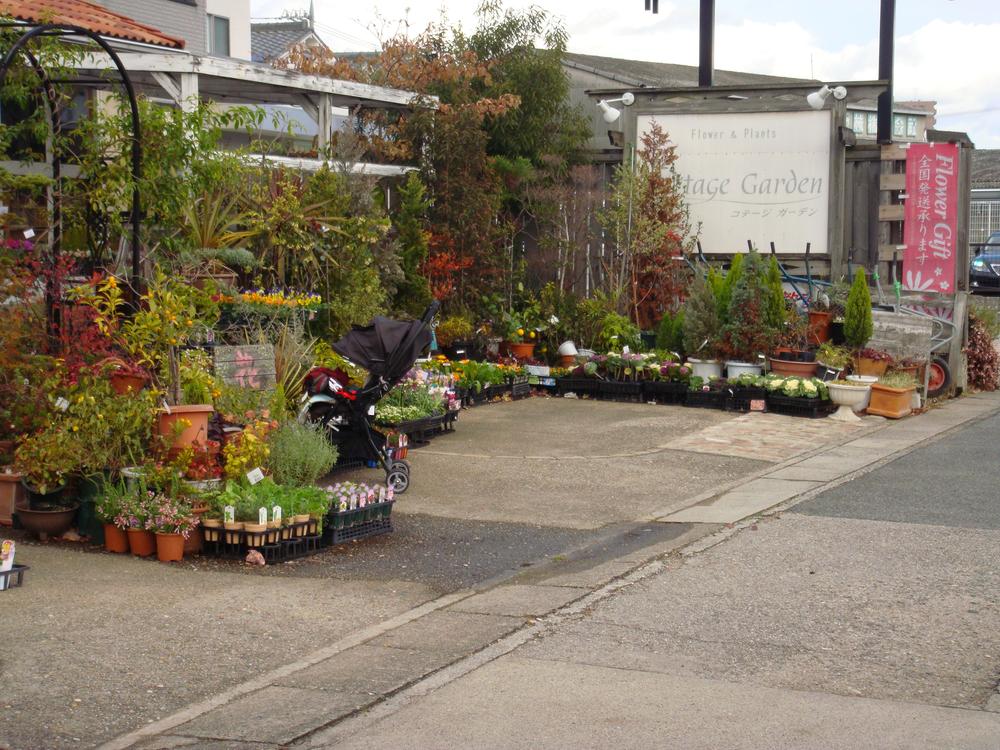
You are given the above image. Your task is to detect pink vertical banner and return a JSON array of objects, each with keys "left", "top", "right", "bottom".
[{"left": 902, "top": 143, "right": 959, "bottom": 293}]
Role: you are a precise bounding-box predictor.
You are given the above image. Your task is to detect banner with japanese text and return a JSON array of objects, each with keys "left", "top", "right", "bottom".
[{"left": 903, "top": 143, "right": 959, "bottom": 293}]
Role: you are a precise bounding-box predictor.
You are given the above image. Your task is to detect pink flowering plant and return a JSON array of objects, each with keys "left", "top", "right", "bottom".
[
  {"left": 145, "top": 494, "right": 200, "bottom": 538},
  {"left": 325, "top": 480, "right": 385, "bottom": 511}
]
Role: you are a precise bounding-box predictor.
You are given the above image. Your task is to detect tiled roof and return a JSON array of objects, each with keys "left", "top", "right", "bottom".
[
  {"left": 0, "top": 0, "right": 184, "bottom": 48},
  {"left": 972, "top": 149, "right": 1000, "bottom": 189},
  {"left": 251, "top": 19, "right": 313, "bottom": 63},
  {"left": 563, "top": 51, "right": 810, "bottom": 87}
]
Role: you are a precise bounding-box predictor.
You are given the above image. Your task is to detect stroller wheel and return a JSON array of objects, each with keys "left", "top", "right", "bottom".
[{"left": 387, "top": 460, "right": 410, "bottom": 494}]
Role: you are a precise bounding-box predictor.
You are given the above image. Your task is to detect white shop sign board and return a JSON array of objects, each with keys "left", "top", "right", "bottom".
[{"left": 637, "top": 110, "right": 831, "bottom": 255}]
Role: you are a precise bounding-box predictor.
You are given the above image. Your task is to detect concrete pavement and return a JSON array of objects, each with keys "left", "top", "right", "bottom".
[{"left": 4, "top": 393, "right": 999, "bottom": 749}]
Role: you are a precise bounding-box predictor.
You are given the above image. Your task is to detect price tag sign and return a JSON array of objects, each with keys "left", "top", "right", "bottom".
[
  {"left": 246, "top": 467, "right": 265, "bottom": 485},
  {"left": 22, "top": 228, "right": 34, "bottom": 239},
  {"left": 750, "top": 399, "right": 767, "bottom": 412},
  {"left": 54, "top": 396, "right": 70, "bottom": 412},
  {"left": 378, "top": 486, "right": 387, "bottom": 502}
]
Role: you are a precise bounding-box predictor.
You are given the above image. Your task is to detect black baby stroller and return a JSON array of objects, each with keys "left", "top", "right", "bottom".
[{"left": 298, "top": 302, "right": 439, "bottom": 493}]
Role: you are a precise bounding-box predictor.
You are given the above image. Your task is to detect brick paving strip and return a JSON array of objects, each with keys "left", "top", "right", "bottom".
[{"left": 102, "top": 392, "right": 1000, "bottom": 750}]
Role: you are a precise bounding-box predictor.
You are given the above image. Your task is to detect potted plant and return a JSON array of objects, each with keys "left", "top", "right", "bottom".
[
  {"left": 843, "top": 268, "right": 874, "bottom": 357},
  {"left": 770, "top": 310, "right": 818, "bottom": 377},
  {"left": 807, "top": 291, "right": 834, "bottom": 345},
  {"left": 720, "top": 252, "right": 774, "bottom": 378},
  {"left": 815, "top": 343, "right": 852, "bottom": 380},
  {"left": 682, "top": 273, "right": 723, "bottom": 379},
  {"left": 867, "top": 371, "right": 917, "bottom": 419},
  {"left": 95, "top": 480, "right": 132, "bottom": 553},
  {"left": 0, "top": 464, "right": 24, "bottom": 527},
  {"left": 147, "top": 494, "right": 200, "bottom": 562},
  {"left": 435, "top": 314, "right": 476, "bottom": 360},
  {"left": 827, "top": 378, "right": 872, "bottom": 422},
  {"left": 123, "top": 490, "right": 157, "bottom": 557},
  {"left": 13, "top": 430, "right": 83, "bottom": 540},
  {"left": 853, "top": 347, "right": 894, "bottom": 378},
  {"left": 99, "top": 357, "right": 150, "bottom": 396},
  {"left": 764, "top": 375, "right": 833, "bottom": 418}
]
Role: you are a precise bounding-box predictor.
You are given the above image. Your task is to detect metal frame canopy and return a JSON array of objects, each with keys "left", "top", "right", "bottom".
[
  {"left": 0, "top": 21, "right": 144, "bottom": 313},
  {"left": 73, "top": 50, "right": 435, "bottom": 149}
]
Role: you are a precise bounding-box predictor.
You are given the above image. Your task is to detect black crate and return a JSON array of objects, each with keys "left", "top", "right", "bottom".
[
  {"left": 511, "top": 381, "right": 532, "bottom": 399},
  {"left": 0, "top": 564, "right": 28, "bottom": 590},
  {"left": 555, "top": 377, "right": 598, "bottom": 397},
  {"left": 724, "top": 386, "right": 768, "bottom": 412},
  {"left": 597, "top": 380, "right": 643, "bottom": 402},
  {"left": 325, "top": 517, "right": 393, "bottom": 545},
  {"left": 684, "top": 389, "right": 724, "bottom": 409},
  {"left": 766, "top": 394, "right": 835, "bottom": 418},
  {"left": 642, "top": 381, "right": 687, "bottom": 405}
]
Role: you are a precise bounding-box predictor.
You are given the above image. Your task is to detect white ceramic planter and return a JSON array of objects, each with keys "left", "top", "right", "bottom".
[
  {"left": 688, "top": 358, "right": 723, "bottom": 380},
  {"left": 828, "top": 382, "right": 871, "bottom": 421},
  {"left": 725, "top": 361, "right": 763, "bottom": 378}
]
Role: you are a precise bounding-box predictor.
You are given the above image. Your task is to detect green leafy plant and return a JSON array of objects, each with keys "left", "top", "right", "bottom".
[
  {"left": 655, "top": 310, "right": 685, "bottom": 356},
  {"left": 14, "top": 428, "right": 84, "bottom": 494},
  {"left": 720, "top": 251, "right": 777, "bottom": 362},
  {"left": 844, "top": 268, "right": 874, "bottom": 349},
  {"left": 682, "top": 273, "right": 721, "bottom": 359},
  {"left": 436, "top": 314, "right": 476, "bottom": 347},
  {"left": 878, "top": 371, "right": 918, "bottom": 389},
  {"left": 266, "top": 421, "right": 339, "bottom": 487},
  {"left": 816, "top": 343, "right": 852, "bottom": 370}
]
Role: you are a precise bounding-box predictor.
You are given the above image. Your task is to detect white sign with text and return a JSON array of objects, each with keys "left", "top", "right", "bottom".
[{"left": 637, "top": 110, "right": 831, "bottom": 255}]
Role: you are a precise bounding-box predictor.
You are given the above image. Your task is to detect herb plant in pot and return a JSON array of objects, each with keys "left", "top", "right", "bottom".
[
  {"left": 867, "top": 371, "right": 917, "bottom": 419},
  {"left": 682, "top": 273, "right": 724, "bottom": 379},
  {"left": 95, "top": 480, "right": 132, "bottom": 553}
]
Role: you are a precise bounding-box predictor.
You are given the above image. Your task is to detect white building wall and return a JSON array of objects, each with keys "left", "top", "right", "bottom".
[{"left": 206, "top": 0, "right": 251, "bottom": 60}]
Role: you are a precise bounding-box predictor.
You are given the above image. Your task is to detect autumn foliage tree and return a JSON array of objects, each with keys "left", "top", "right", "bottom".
[
  {"left": 279, "top": 1, "right": 587, "bottom": 312},
  {"left": 600, "top": 120, "right": 698, "bottom": 327}
]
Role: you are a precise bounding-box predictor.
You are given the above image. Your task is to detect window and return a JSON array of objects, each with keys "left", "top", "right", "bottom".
[
  {"left": 893, "top": 115, "right": 905, "bottom": 137},
  {"left": 867, "top": 113, "right": 878, "bottom": 134},
  {"left": 207, "top": 14, "right": 230, "bottom": 56},
  {"left": 853, "top": 111, "right": 866, "bottom": 133},
  {"left": 906, "top": 116, "right": 918, "bottom": 137}
]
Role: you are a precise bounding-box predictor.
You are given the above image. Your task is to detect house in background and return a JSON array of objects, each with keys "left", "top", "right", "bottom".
[
  {"left": 971, "top": 149, "right": 1000, "bottom": 245},
  {"left": 563, "top": 52, "right": 936, "bottom": 163},
  {"left": 0, "top": 0, "right": 425, "bottom": 170},
  {"left": 251, "top": 6, "right": 330, "bottom": 65}
]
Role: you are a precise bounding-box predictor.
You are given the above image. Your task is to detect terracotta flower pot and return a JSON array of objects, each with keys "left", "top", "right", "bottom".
[
  {"left": 854, "top": 356, "right": 890, "bottom": 377},
  {"left": 558, "top": 354, "right": 577, "bottom": 368},
  {"left": 768, "top": 357, "right": 819, "bottom": 377},
  {"left": 156, "top": 405, "right": 214, "bottom": 449},
  {"left": 109, "top": 372, "right": 149, "bottom": 396},
  {"left": 807, "top": 310, "right": 833, "bottom": 344},
  {"left": 155, "top": 532, "right": 185, "bottom": 562},
  {"left": 103, "top": 523, "right": 129, "bottom": 553},
  {"left": 126, "top": 528, "right": 156, "bottom": 557},
  {"left": 0, "top": 471, "right": 25, "bottom": 526},
  {"left": 507, "top": 342, "right": 536, "bottom": 360},
  {"left": 866, "top": 383, "right": 915, "bottom": 419}
]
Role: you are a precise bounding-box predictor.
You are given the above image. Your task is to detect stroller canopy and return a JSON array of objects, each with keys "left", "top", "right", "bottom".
[{"left": 331, "top": 308, "right": 435, "bottom": 386}]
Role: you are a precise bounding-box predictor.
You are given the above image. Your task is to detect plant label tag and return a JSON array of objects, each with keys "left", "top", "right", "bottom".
[
  {"left": 54, "top": 396, "right": 70, "bottom": 412},
  {"left": 359, "top": 495, "right": 366, "bottom": 508},
  {"left": 258, "top": 507, "right": 267, "bottom": 525},
  {"left": 750, "top": 399, "right": 766, "bottom": 412},
  {"left": 246, "top": 467, "right": 265, "bottom": 485},
  {"left": 379, "top": 486, "right": 386, "bottom": 502},
  {"left": 350, "top": 494, "right": 358, "bottom": 510},
  {"left": 387, "top": 487, "right": 395, "bottom": 502},
  {"left": 622, "top": 345, "right": 630, "bottom": 354},
  {"left": 22, "top": 228, "right": 34, "bottom": 239},
  {"left": 272, "top": 505, "right": 282, "bottom": 523},
  {"left": 367, "top": 405, "right": 376, "bottom": 416},
  {"left": 224, "top": 505, "right": 235, "bottom": 523},
  {"left": 367, "top": 489, "right": 375, "bottom": 503}
]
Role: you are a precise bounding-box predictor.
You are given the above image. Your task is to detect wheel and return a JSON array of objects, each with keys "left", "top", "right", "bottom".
[
  {"left": 926, "top": 356, "right": 952, "bottom": 398},
  {"left": 386, "top": 460, "right": 410, "bottom": 494}
]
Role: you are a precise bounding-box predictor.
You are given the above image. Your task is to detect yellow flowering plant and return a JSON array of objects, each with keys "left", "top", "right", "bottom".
[{"left": 223, "top": 413, "right": 279, "bottom": 480}]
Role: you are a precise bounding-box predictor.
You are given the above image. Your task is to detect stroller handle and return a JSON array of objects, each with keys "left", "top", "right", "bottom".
[{"left": 421, "top": 301, "right": 441, "bottom": 327}]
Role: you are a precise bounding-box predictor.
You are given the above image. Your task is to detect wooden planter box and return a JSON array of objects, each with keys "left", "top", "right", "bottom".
[{"left": 866, "top": 384, "right": 914, "bottom": 419}]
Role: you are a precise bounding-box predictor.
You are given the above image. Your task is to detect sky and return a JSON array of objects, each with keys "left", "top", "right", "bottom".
[{"left": 250, "top": 1, "right": 1000, "bottom": 146}]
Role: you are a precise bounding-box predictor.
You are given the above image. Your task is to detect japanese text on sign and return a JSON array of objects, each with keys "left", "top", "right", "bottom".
[{"left": 902, "top": 143, "right": 958, "bottom": 294}]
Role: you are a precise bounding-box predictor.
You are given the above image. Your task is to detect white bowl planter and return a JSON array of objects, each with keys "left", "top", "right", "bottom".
[
  {"left": 688, "top": 358, "right": 723, "bottom": 380},
  {"left": 725, "top": 361, "right": 763, "bottom": 378},
  {"left": 828, "top": 382, "right": 871, "bottom": 421}
]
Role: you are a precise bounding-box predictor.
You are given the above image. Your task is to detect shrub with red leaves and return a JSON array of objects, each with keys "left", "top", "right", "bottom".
[{"left": 965, "top": 315, "right": 999, "bottom": 391}]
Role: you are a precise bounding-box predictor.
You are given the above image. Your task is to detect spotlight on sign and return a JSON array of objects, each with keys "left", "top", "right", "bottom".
[
  {"left": 806, "top": 84, "right": 847, "bottom": 110},
  {"left": 596, "top": 92, "right": 635, "bottom": 124}
]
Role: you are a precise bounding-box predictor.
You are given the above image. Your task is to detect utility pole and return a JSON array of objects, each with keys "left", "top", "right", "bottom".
[
  {"left": 644, "top": 0, "right": 715, "bottom": 87},
  {"left": 876, "top": 0, "right": 896, "bottom": 144}
]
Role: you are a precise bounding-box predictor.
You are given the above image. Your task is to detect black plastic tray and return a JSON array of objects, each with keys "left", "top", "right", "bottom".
[
  {"left": 0, "top": 564, "right": 28, "bottom": 590},
  {"left": 766, "top": 394, "right": 835, "bottom": 418},
  {"left": 642, "top": 381, "right": 687, "bottom": 404}
]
